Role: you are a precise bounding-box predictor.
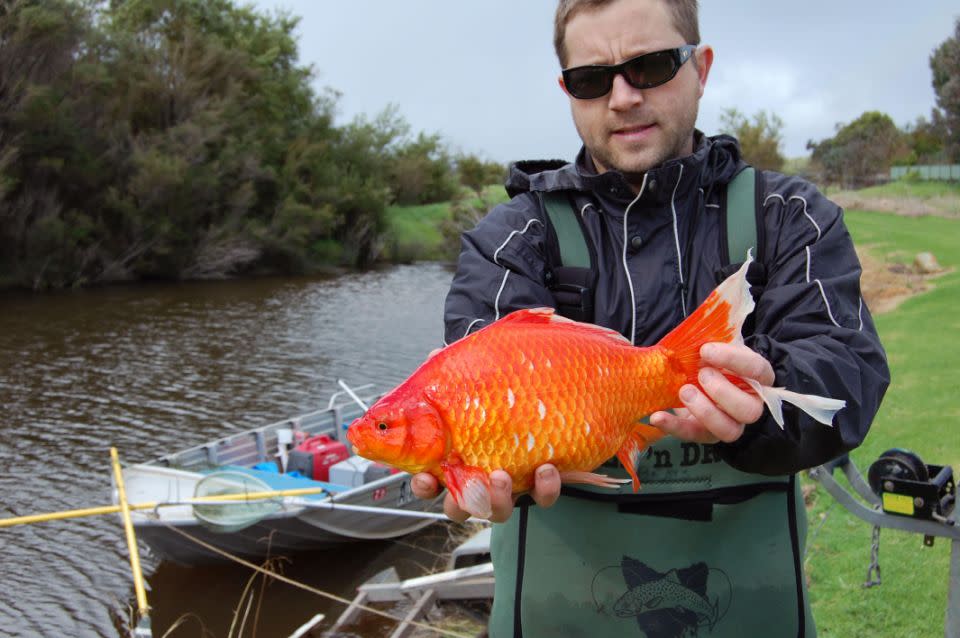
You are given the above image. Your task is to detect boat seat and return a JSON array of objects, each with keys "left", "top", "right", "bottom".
[{"left": 214, "top": 465, "right": 349, "bottom": 499}]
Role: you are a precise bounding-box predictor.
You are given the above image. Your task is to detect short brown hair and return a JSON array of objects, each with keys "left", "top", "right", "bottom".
[{"left": 553, "top": 0, "right": 700, "bottom": 68}]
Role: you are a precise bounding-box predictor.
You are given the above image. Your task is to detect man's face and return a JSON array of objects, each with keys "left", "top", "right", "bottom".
[{"left": 560, "top": 0, "right": 713, "bottom": 185}]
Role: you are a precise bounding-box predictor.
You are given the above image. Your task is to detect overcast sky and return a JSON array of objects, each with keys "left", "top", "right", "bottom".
[{"left": 251, "top": 1, "right": 957, "bottom": 163}]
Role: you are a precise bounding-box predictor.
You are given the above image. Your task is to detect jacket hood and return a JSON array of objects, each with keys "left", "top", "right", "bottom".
[{"left": 505, "top": 132, "right": 744, "bottom": 202}]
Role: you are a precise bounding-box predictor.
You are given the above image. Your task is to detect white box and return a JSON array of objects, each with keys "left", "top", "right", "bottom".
[{"left": 329, "top": 457, "right": 368, "bottom": 487}]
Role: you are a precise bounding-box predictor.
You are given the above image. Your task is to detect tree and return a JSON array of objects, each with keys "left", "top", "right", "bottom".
[
  {"left": 456, "top": 154, "right": 507, "bottom": 194},
  {"left": 388, "top": 132, "right": 458, "bottom": 206},
  {"left": 930, "top": 17, "right": 960, "bottom": 161},
  {"left": 901, "top": 116, "right": 947, "bottom": 165},
  {"left": 718, "top": 108, "right": 785, "bottom": 172},
  {"left": 0, "top": 0, "right": 444, "bottom": 288},
  {"left": 807, "top": 112, "right": 907, "bottom": 188}
]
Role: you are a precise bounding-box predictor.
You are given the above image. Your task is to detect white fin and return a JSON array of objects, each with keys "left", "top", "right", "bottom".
[
  {"left": 458, "top": 478, "right": 493, "bottom": 519},
  {"left": 744, "top": 378, "right": 846, "bottom": 428},
  {"left": 714, "top": 251, "right": 755, "bottom": 347},
  {"left": 511, "top": 307, "right": 631, "bottom": 344},
  {"left": 559, "top": 471, "right": 631, "bottom": 489}
]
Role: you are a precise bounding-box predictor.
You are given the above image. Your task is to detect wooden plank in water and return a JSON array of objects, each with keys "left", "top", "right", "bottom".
[
  {"left": 326, "top": 567, "right": 400, "bottom": 634},
  {"left": 361, "top": 563, "right": 494, "bottom": 602},
  {"left": 325, "top": 590, "right": 368, "bottom": 635},
  {"left": 388, "top": 589, "right": 437, "bottom": 638}
]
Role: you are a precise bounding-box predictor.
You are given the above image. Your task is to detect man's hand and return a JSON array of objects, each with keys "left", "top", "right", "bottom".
[
  {"left": 649, "top": 342, "right": 774, "bottom": 443},
  {"left": 410, "top": 464, "right": 562, "bottom": 523}
]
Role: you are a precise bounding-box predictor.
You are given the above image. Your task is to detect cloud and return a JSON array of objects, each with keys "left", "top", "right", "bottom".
[
  {"left": 254, "top": 0, "right": 958, "bottom": 164},
  {"left": 702, "top": 59, "right": 831, "bottom": 156}
]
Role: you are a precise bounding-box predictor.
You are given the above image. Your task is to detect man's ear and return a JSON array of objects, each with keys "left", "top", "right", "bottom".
[
  {"left": 694, "top": 45, "right": 714, "bottom": 97},
  {"left": 558, "top": 75, "right": 571, "bottom": 96}
]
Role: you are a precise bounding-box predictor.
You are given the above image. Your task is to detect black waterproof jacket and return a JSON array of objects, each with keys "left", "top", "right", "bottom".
[{"left": 443, "top": 133, "right": 889, "bottom": 474}]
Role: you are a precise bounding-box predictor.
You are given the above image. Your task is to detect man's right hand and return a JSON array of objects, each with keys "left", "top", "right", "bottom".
[{"left": 410, "top": 464, "right": 562, "bottom": 523}]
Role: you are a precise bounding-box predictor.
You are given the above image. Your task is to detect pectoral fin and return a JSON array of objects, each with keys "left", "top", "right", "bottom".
[{"left": 441, "top": 455, "right": 492, "bottom": 519}]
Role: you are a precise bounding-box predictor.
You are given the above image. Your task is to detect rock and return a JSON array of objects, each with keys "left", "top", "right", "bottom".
[{"left": 913, "top": 252, "right": 941, "bottom": 274}]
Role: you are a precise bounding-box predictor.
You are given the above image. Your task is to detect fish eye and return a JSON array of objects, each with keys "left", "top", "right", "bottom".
[{"left": 378, "top": 422, "right": 388, "bottom": 431}]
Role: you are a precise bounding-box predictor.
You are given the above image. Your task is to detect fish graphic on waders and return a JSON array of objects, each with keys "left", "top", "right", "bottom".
[{"left": 592, "top": 556, "right": 731, "bottom": 638}]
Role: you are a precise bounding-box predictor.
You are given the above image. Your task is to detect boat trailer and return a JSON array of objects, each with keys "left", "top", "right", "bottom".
[{"left": 808, "top": 451, "right": 958, "bottom": 638}]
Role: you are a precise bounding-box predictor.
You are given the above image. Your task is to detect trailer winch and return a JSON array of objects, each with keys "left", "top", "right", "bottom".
[{"left": 867, "top": 448, "right": 955, "bottom": 525}]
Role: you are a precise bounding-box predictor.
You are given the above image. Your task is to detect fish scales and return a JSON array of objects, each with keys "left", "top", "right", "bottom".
[{"left": 428, "top": 320, "right": 681, "bottom": 490}]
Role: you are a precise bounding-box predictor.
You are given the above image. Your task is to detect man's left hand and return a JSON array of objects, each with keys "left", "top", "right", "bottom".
[{"left": 648, "top": 342, "right": 774, "bottom": 443}]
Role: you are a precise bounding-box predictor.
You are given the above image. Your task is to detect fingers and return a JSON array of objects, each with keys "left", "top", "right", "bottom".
[
  {"left": 675, "top": 377, "right": 745, "bottom": 443},
  {"left": 411, "top": 473, "right": 440, "bottom": 499},
  {"left": 529, "top": 464, "right": 561, "bottom": 509},
  {"left": 487, "top": 470, "right": 518, "bottom": 523},
  {"left": 651, "top": 364, "right": 765, "bottom": 444},
  {"left": 648, "top": 409, "right": 719, "bottom": 444},
  {"left": 697, "top": 365, "right": 766, "bottom": 426},
  {"left": 701, "top": 343, "right": 775, "bottom": 385},
  {"left": 438, "top": 470, "right": 515, "bottom": 523},
  {"left": 414, "top": 472, "right": 471, "bottom": 524},
  {"left": 416, "top": 467, "right": 561, "bottom": 525},
  {"left": 443, "top": 492, "right": 472, "bottom": 523}
]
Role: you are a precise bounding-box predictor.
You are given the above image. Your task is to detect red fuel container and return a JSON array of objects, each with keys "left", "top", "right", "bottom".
[{"left": 287, "top": 435, "right": 350, "bottom": 481}]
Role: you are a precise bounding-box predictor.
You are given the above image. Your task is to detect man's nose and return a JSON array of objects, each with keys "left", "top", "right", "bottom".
[{"left": 607, "top": 73, "right": 644, "bottom": 111}]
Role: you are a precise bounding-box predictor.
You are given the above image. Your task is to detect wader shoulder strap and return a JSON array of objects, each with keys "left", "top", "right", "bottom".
[
  {"left": 540, "top": 191, "right": 590, "bottom": 268},
  {"left": 539, "top": 191, "right": 597, "bottom": 323},
  {"left": 724, "top": 166, "right": 758, "bottom": 264},
  {"left": 717, "top": 165, "right": 768, "bottom": 302}
]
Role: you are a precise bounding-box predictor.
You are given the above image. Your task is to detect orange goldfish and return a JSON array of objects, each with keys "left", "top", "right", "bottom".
[{"left": 347, "top": 257, "right": 844, "bottom": 518}]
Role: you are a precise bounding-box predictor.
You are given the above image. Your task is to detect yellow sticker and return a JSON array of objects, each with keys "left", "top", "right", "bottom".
[{"left": 882, "top": 492, "right": 915, "bottom": 516}]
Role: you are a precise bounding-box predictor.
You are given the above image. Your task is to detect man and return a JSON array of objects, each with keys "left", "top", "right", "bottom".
[{"left": 413, "top": 1, "right": 889, "bottom": 636}]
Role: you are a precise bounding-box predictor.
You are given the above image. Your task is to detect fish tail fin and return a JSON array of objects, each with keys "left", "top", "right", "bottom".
[
  {"left": 656, "top": 254, "right": 847, "bottom": 428},
  {"left": 741, "top": 378, "right": 846, "bottom": 428},
  {"left": 657, "top": 255, "right": 755, "bottom": 387}
]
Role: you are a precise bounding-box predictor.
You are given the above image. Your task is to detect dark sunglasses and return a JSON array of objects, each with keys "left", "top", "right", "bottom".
[{"left": 562, "top": 45, "right": 697, "bottom": 99}]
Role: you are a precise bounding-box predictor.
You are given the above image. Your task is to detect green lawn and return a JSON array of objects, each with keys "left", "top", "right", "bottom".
[
  {"left": 847, "top": 179, "right": 960, "bottom": 201},
  {"left": 805, "top": 208, "right": 960, "bottom": 637}
]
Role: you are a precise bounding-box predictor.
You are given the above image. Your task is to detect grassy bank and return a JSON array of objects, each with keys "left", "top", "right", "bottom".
[
  {"left": 384, "top": 185, "right": 508, "bottom": 263},
  {"left": 804, "top": 208, "right": 960, "bottom": 637},
  {"left": 831, "top": 179, "right": 960, "bottom": 218},
  {"left": 383, "top": 201, "right": 452, "bottom": 262}
]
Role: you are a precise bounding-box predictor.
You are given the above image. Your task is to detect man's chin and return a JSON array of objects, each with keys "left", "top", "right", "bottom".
[{"left": 607, "top": 153, "right": 662, "bottom": 177}]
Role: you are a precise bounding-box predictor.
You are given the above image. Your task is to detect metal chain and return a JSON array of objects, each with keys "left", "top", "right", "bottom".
[{"left": 863, "top": 524, "right": 882, "bottom": 588}]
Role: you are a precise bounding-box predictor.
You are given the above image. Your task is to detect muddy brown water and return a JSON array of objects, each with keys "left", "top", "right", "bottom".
[{"left": 0, "top": 263, "right": 459, "bottom": 637}]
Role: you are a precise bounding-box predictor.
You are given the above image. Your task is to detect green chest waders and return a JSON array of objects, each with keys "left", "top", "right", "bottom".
[{"left": 488, "top": 437, "right": 815, "bottom": 638}]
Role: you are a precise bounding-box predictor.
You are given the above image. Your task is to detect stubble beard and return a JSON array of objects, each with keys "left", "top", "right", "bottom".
[{"left": 583, "top": 102, "right": 700, "bottom": 188}]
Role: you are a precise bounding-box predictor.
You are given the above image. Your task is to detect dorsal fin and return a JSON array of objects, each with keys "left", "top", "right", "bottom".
[
  {"left": 497, "top": 307, "right": 556, "bottom": 324},
  {"left": 498, "top": 308, "right": 630, "bottom": 344}
]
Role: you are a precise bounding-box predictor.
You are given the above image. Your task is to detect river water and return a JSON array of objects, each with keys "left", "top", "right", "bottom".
[{"left": 0, "top": 263, "right": 459, "bottom": 637}]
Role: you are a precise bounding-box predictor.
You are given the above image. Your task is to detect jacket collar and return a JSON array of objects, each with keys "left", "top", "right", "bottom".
[{"left": 506, "top": 131, "right": 743, "bottom": 206}]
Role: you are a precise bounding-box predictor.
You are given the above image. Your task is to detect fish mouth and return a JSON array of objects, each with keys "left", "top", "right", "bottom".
[{"left": 345, "top": 420, "right": 360, "bottom": 447}]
